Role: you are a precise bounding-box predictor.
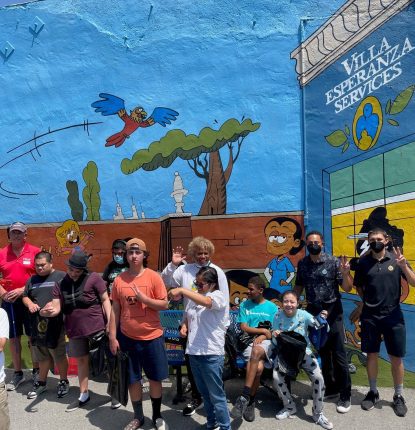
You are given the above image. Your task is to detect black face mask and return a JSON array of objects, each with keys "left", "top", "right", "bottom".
[
  {"left": 369, "top": 241, "right": 385, "bottom": 253},
  {"left": 307, "top": 243, "right": 321, "bottom": 255}
]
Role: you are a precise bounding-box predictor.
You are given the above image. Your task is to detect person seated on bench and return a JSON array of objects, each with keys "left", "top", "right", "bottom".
[
  {"left": 271, "top": 290, "right": 333, "bottom": 430},
  {"left": 230, "top": 276, "right": 278, "bottom": 422}
]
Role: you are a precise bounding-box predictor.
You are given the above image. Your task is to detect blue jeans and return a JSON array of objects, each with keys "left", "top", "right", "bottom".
[{"left": 189, "top": 355, "right": 230, "bottom": 430}]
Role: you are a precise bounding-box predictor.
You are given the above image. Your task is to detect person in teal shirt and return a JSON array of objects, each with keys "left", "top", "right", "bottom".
[{"left": 231, "top": 276, "right": 278, "bottom": 423}]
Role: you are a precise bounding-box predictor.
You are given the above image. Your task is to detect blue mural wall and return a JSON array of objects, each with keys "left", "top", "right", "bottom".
[{"left": 0, "top": 0, "right": 344, "bottom": 223}]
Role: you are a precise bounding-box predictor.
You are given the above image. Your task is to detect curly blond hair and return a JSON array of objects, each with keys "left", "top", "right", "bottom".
[{"left": 187, "top": 236, "right": 215, "bottom": 258}]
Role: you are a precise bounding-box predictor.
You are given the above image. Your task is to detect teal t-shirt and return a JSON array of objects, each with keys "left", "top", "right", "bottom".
[
  {"left": 238, "top": 299, "right": 279, "bottom": 328},
  {"left": 272, "top": 308, "right": 316, "bottom": 353}
]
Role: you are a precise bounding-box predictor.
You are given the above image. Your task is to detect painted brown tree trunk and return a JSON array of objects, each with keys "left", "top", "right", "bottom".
[{"left": 198, "top": 150, "right": 227, "bottom": 215}]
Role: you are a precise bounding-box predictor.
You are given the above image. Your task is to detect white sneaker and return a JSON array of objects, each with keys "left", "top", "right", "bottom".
[
  {"left": 111, "top": 398, "right": 122, "bottom": 409},
  {"left": 154, "top": 418, "right": 168, "bottom": 430},
  {"left": 314, "top": 413, "right": 333, "bottom": 429},
  {"left": 336, "top": 398, "right": 351, "bottom": 413},
  {"left": 275, "top": 404, "right": 297, "bottom": 420}
]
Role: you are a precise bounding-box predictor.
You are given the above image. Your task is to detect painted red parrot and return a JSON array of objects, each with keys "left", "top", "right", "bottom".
[{"left": 91, "top": 93, "right": 179, "bottom": 148}]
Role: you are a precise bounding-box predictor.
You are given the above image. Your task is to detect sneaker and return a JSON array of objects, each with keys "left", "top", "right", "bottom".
[
  {"left": 314, "top": 413, "right": 333, "bottom": 429},
  {"left": 154, "top": 418, "right": 168, "bottom": 429},
  {"left": 182, "top": 398, "right": 203, "bottom": 416},
  {"left": 27, "top": 382, "right": 47, "bottom": 399},
  {"left": 392, "top": 394, "right": 407, "bottom": 417},
  {"left": 276, "top": 404, "right": 297, "bottom": 420},
  {"left": 230, "top": 395, "right": 248, "bottom": 418},
  {"left": 336, "top": 398, "right": 351, "bottom": 413},
  {"left": 66, "top": 396, "right": 90, "bottom": 412},
  {"left": 243, "top": 401, "right": 256, "bottom": 422},
  {"left": 6, "top": 372, "right": 25, "bottom": 391},
  {"left": 124, "top": 418, "right": 145, "bottom": 430},
  {"left": 361, "top": 390, "right": 379, "bottom": 411},
  {"left": 111, "top": 398, "right": 122, "bottom": 409},
  {"left": 57, "top": 380, "right": 70, "bottom": 398}
]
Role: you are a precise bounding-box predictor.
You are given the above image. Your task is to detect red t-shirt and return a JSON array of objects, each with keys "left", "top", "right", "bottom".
[
  {"left": 112, "top": 269, "right": 167, "bottom": 341},
  {"left": 0, "top": 243, "right": 40, "bottom": 291}
]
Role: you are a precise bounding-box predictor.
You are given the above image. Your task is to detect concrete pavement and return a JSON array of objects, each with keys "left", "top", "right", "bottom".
[{"left": 6, "top": 369, "right": 414, "bottom": 430}]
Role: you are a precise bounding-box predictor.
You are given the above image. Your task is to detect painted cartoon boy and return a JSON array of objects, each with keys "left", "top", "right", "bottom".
[{"left": 264, "top": 217, "right": 304, "bottom": 295}]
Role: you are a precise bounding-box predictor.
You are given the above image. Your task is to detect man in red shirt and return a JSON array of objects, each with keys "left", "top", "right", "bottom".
[{"left": 0, "top": 222, "right": 40, "bottom": 391}]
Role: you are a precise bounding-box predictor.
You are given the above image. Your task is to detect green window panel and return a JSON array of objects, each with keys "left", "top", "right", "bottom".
[
  {"left": 384, "top": 141, "right": 415, "bottom": 188},
  {"left": 353, "top": 155, "right": 384, "bottom": 196},
  {"left": 330, "top": 167, "right": 353, "bottom": 201}
]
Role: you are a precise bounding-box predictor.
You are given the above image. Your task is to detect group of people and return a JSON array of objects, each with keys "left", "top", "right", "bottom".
[{"left": 0, "top": 222, "right": 412, "bottom": 430}]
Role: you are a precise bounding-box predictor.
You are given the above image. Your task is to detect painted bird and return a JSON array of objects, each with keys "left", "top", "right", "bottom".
[{"left": 91, "top": 92, "right": 179, "bottom": 148}]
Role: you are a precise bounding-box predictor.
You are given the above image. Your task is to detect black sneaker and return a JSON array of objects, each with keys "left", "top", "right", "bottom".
[
  {"left": 182, "top": 398, "right": 203, "bottom": 416},
  {"left": 361, "top": 390, "right": 379, "bottom": 411},
  {"left": 392, "top": 395, "right": 407, "bottom": 417},
  {"left": 243, "top": 401, "right": 256, "bottom": 422},
  {"left": 66, "top": 396, "right": 90, "bottom": 412},
  {"left": 6, "top": 372, "right": 25, "bottom": 391},
  {"left": 230, "top": 395, "right": 248, "bottom": 419}
]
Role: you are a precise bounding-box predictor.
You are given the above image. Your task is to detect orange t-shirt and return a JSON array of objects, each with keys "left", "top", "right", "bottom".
[{"left": 112, "top": 269, "right": 167, "bottom": 340}]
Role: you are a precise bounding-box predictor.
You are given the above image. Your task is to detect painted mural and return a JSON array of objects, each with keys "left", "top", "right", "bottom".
[
  {"left": 1, "top": 0, "right": 415, "bottom": 380},
  {"left": 292, "top": 0, "right": 415, "bottom": 372}
]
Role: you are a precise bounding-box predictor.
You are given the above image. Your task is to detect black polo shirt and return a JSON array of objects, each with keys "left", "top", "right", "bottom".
[
  {"left": 295, "top": 253, "right": 343, "bottom": 323},
  {"left": 354, "top": 250, "right": 404, "bottom": 314}
]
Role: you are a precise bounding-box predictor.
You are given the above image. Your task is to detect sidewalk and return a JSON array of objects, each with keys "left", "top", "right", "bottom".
[{"left": 7, "top": 369, "right": 414, "bottom": 429}]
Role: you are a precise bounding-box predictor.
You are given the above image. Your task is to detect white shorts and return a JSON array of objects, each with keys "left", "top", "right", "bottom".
[{"left": 242, "top": 339, "right": 273, "bottom": 367}]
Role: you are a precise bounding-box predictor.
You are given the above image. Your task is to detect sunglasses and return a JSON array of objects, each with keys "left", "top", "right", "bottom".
[{"left": 193, "top": 280, "right": 210, "bottom": 288}]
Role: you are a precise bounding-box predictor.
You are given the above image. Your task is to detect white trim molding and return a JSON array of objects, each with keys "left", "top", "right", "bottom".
[{"left": 291, "top": 0, "right": 414, "bottom": 86}]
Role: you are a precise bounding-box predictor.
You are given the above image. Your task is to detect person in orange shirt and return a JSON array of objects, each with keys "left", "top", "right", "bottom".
[{"left": 109, "top": 238, "right": 169, "bottom": 430}]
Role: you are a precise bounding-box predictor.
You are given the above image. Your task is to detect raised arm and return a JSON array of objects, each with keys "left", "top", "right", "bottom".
[{"left": 339, "top": 255, "right": 353, "bottom": 293}]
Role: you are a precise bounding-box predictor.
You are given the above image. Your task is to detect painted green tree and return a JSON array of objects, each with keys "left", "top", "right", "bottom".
[
  {"left": 121, "top": 118, "right": 260, "bottom": 215},
  {"left": 82, "top": 161, "right": 101, "bottom": 221},
  {"left": 66, "top": 180, "right": 84, "bottom": 221},
  {"left": 66, "top": 161, "right": 101, "bottom": 221}
]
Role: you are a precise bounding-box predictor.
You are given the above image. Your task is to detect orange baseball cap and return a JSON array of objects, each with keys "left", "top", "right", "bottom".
[{"left": 126, "top": 238, "right": 147, "bottom": 251}]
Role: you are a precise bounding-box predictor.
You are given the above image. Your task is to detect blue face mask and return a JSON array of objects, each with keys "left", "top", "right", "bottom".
[{"left": 113, "top": 254, "right": 124, "bottom": 264}]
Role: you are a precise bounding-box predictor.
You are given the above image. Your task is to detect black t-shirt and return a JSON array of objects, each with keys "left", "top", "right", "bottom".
[
  {"left": 102, "top": 260, "right": 128, "bottom": 294},
  {"left": 354, "top": 251, "right": 404, "bottom": 313},
  {"left": 24, "top": 270, "right": 66, "bottom": 348}
]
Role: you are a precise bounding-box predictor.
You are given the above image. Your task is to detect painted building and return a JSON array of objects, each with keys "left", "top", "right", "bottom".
[{"left": 292, "top": 0, "right": 415, "bottom": 370}]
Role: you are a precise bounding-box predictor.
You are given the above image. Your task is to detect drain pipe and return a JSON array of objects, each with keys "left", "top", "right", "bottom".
[{"left": 299, "top": 17, "right": 310, "bottom": 230}]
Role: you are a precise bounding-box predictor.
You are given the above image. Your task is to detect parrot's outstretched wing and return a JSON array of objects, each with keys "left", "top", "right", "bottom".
[
  {"left": 91, "top": 93, "right": 125, "bottom": 116},
  {"left": 148, "top": 107, "right": 179, "bottom": 127}
]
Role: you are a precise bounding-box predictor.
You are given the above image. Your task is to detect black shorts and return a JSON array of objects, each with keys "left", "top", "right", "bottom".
[
  {"left": 1, "top": 299, "right": 31, "bottom": 339},
  {"left": 118, "top": 332, "right": 169, "bottom": 384},
  {"left": 360, "top": 307, "right": 406, "bottom": 357}
]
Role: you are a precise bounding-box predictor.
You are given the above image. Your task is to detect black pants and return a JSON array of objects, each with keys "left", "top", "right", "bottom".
[
  {"left": 180, "top": 336, "right": 202, "bottom": 401},
  {"left": 319, "top": 315, "right": 351, "bottom": 399}
]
